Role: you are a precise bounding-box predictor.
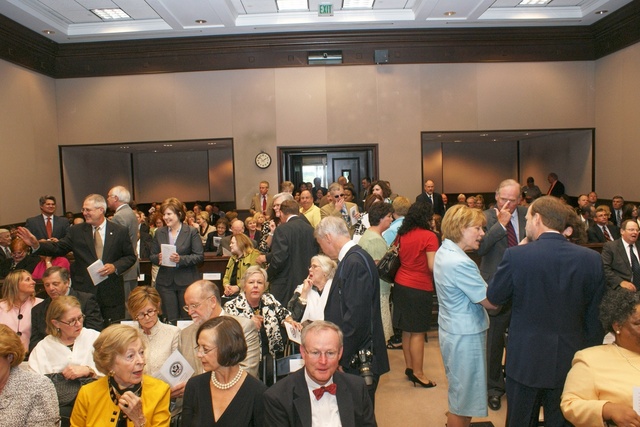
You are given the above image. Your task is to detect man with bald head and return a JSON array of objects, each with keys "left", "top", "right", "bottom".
[
  {"left": 215, "top": 218, "right": 253, "bottom": 256},
  {"left": 416, "top": 179, "right": 445, "bottom": 216},
  {"left": 477, "top": 178, "right": 527, "bottom": 411}
]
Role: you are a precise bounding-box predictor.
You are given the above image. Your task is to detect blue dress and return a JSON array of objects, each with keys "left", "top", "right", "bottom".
[{"left": 433, "top": 238, "right": 490, "bottom": 417}]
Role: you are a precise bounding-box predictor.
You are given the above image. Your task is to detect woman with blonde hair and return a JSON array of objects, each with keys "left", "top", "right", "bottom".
[
  {"left": 434, "top": 204, "right": 499, "bottom": 427},
  {"left": 0, "top": 269, "right": 42, "bottom": 351},
  {"left": 222, "top": 234, "right": 260, "bottom": 298},
  {"left": 71, "top": 324, "right": 171, "bottom": 427},
  {"left": 0, "top": 324, "right": 59, "bottom": 426}
]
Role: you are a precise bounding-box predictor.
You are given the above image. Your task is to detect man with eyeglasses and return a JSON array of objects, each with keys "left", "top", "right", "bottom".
[
  {"left": 320, "top": 182, "right": 360, "bottom": 237},
  {"left": 29, "top": 266, "right": 103, "bottom": 351},
  {"left": 264, "top": 321, "right": 376, "bottom": 426},
  {"left": 17, "top": 193, "right": 136, "bottom": 323},
  {"left": 175, "top": 280, "right": 260, "bottom": 398},
  {"left": 477, "top": 178, "right": 527, "bottom": 412}
]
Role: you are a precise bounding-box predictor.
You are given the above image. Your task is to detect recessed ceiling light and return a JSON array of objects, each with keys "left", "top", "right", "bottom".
[
  {"left": 163, "top": 144, "right": 173, "bottom": 147},
  {"left": 276, "top": 0, "right": 308, "bottom": 11},
  {"left": 444, "top": 11, "right": 456, "bottom": 16},
  {"left": 42, "top": 30, "right": 55, "bottom": 35},
  {"left": 343, "top": 0, "right": 375, "bottom": 9},
  {"left": 480, "top": 133, "right": 488, "bottom": 137},
  {"left": 595, "top": 10, "right": 608, "bottom": 14},
  {"left": 519, "top": 0, "right": 551, "bottom": 5},
  {"left": 195, "top": 19, "right": 207, "bottom": 24},
  {"left": 91, "top": 8, "right": 131, "bottom": 20}
]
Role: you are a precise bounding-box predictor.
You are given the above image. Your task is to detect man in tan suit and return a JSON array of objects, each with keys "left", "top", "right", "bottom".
[
  {"left": 249, "top": 180, "right": 274, "bottom": 218},
  {"left": 176, "top": 280, "right": 260, "bottom": 397},
  {"left": 320, "top": 182, "right": 360, "bottom": 236}
]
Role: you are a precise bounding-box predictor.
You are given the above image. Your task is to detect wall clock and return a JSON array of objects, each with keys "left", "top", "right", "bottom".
[{"left": 255, "top": 152, "right": 272, "bottom": 169}]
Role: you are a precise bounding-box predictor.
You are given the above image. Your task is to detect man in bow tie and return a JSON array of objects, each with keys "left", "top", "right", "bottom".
[{"left": 264, "top": 321, "right": 376, "bottom": 427}]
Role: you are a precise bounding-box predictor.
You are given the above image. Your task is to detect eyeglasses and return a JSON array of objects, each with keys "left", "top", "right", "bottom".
[
  {"left": 57, "top": 314, "right": 85, "bottom": 327},
  {"left": 195, "top": 345, "right": 217, "bottom": 356},
  {"left": 183, "top": 296, "right": 213, "bottom": 313},
  {"left": 136, "top": 309, "right": 158, "bottom": 320},
  {"left": 333, "top": 194, "right": 345, "bottom": 199},
  {"left": 305, "top": 350, "right": 339, "bottom": 360},
  {"left": 11, "top": 251, "right": 25, "bottom": 257}
]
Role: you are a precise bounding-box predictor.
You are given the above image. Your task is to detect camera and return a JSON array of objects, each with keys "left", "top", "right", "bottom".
[{"left": 350, "top": 349, "right": 374, "bottom": 386}]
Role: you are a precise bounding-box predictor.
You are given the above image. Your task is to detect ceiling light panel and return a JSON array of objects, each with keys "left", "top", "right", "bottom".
[
  {"left": 518, "top": 0, "right": 551, "bottom": 5},
  {"left": 276, "top": 0, "right": 308, "bottom": 11},
  {"left": 343, "top": 0, "right": 375, "bottom": 9},
  {"left": 92, "top": 8, "right": 132, "bottom": 19}
]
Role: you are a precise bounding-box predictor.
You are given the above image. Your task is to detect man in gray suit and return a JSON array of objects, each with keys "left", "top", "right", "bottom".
[
  {"left": 602, "top": 219, "right": 640, "bottom": 291},
  {"left": 108, "top": 185, "right": 139, "bottom": 318},
  {"left": 176, "top": 280, "right": 260, "bottom": 397},
  {"left": 476, "top": 178, "right": 527, "bottom": 411}
]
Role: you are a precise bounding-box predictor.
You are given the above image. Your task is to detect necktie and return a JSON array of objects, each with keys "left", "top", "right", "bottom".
[
  {"left": 313, "top": 383, "right": 337, "bottom": 400},
  {"left": 427, "top": 194, "right": 433, "bottom": 204},
  {"left": 602, "top": 226, "right": 612, "bottom": 241},
  {"left": 506, "top": 221, "right": 518, "bottom": 247},
  {"left": 630, "top": 244, "right": 640, "bottom": 289},
  {"left": 262, "top": 196, "right": 267, "bottom": 215},
  {"left": 46, "top": 216, "right": 53, "bottom": 239},
  {"left": 4, "top": 247, "right": 10, "bottom": 258},
  {"left": 94, "top": 226, "right": 103, "bottom": 259},
  {"left": 618, "top": 211, "right": 622, "bottom": 226}
]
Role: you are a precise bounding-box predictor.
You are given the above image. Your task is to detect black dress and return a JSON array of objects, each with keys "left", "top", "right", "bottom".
[{"left": 182, "top": 371, "right": 267, "bottom": 427}]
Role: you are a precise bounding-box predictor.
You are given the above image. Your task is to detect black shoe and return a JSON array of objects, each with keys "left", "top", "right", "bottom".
[
  {"left": 410, "top": 374, "right": 436, "bottom": 388},
  {"left": 488, "top": 396, "right": 501, "bottom": 411},
  {"left": 404, "top": 368, "right": 413, "bottom": 380}
]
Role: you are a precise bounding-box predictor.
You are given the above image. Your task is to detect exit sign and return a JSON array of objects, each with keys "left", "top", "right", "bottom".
[{"left": 319, "top": 3, "right": 333, "bottom": 16}]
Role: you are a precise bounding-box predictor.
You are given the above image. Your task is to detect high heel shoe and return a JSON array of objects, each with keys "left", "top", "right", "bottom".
[
  {"left": 410, "top": 374, "right": 436, "bottom": 388},
  {"left": 404, "top": 368, "right": 413, "bottom": 380}
]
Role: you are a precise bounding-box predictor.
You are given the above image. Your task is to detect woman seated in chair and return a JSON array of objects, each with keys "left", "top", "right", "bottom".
[
  {"left": 182, "top": 316, "right": 266, "bottom": 426},
  {"left": 126, "top": 286, "right": 179, "bottom": 377},
  {"left": 287, "top": 255, "right": 336, "bottom": 323},
  {"left": 223, "top": 266, "right": 300, "bottom": 357},
  {"left": 0, "top": 269, "right": 43, "bottom": 351},
  {"left": 204, "top": 218, "right": 231, "bottom": 253},
  {"left": 222, "top": 234, "right": 261, "bottom": 300},
  {"left": 28, "top": 296, "right": 100, "bottom": 424}
]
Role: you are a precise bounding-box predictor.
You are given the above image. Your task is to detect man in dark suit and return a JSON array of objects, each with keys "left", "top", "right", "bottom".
[
  {"left": 258, "top": 200, "right": 318, "bottom": 305},
  {"left": 487, "top": 196, "right": 605, "bottom": 427},
  {"left": 587, "top": 207, "right": 620, "bottom": 243},
  {"left": 546, "top": 172, "right": 565, "bottom": 197},
  {"left": 315, "top": 216, "right": 389, "bottom": 406},
  {"left": 107, "top": 185, "right": 139, "bottom": 316},
  {"left": 17, "top": 194, "right": 136, "bottom": 322},
  {"left": 215, "top": 219, "right": 256, "bottom": 256},
  {"left": 0, "top": 228, "right": 11, "bottom": 261},
  {"left": 25, "top": 195, "right": 70, "bottom": 241},
  {"left": 612, "top": 195, "right": 625, "bottom": 228},
  {"left": 602, "top": 219, "right": 640, "bottom": 291},
  {"left": 476, "top": 179, "right": 527, "bottom": 411},
  {"left": 264, "top": 321, "right": 376, "bottom": 427},
  {"left": 415, "top": 179, "right": 445, "bottom": 216},
  {"left": 29, "top": 266, "right": 103, "bottom": 351}
]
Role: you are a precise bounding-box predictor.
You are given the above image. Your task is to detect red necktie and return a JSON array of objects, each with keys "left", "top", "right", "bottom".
[
  {"left": 262, "top": 196, "right": 267, "bottom": 215},
  {"left": 602, "top": 226, "right": 612, "bottom": 241},
  {"left": 46, "top": 216, "right": 53, "bottom": 239},
  {"left": 506, "top": 221, "right": 518, "bottom": 247},
  {"left": 313, "top": 383, "right": 337, "bottom": 400}
]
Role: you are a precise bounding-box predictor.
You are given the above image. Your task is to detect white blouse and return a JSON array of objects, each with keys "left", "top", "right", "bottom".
[{"left": 28, "top": 327, "right": 100, "bottom": 375}]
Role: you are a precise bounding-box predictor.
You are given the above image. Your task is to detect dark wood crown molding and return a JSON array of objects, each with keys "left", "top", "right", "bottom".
[{"left": 0, "top": 0, "right": 639, "bottom": 79}]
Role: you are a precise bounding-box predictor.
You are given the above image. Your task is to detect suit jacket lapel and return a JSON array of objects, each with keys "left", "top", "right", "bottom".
[
  {"left": 102, "top": 221, "right": 115, "bottom": 259},
  {"left": 334, "top": 373, "right": 356, "bottom": 427},
  {"left": 292, "top": 371, "right": 312, "bottom": 427},
  {"left": 517, "top": 207, "right": 527, "bottom": 240},
  {"left": 83, "top": 224, "right": 98, "bottom": 259}
]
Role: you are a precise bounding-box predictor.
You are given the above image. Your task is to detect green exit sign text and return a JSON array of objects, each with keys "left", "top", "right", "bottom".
[{"left": 318, "top": 4, "right": 333, "bottom": 16}]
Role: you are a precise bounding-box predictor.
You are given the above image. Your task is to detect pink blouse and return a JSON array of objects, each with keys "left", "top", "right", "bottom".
[{"left": 0, "top": 297, "right": 43, "bottom": 351}]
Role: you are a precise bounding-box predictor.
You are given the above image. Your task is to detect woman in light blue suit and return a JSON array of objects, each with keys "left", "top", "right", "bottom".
[
  {"left": 433, "top": 204, "right": 499, "bottom": 427},
  {"left": 150, "top": 197, "right": 204, "bottom": 321}
]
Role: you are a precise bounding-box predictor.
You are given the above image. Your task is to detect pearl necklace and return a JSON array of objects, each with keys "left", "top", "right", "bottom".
[{"left": 210, "top": 367, "right": 243, "bottom": 390}]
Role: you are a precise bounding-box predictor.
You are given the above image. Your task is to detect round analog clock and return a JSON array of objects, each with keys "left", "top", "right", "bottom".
[{"left": 255, "top": 152, "right": 272, "bottom": 169}]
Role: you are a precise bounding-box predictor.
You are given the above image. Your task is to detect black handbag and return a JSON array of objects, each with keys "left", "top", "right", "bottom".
[{"left": 377, "top": 236, "right": 400, "bottom": 283}]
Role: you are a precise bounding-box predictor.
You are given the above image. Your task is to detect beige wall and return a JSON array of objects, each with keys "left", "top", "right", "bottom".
[{"left": 4, "top": 45, "right": 637, "bottom": 225}]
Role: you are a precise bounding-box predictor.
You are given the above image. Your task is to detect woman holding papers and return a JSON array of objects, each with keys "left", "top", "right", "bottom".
[
  {"left": 126, "top": 286, "right": 179, "bottom": 376},
  {"left": 70, "top": 324, "right": 171, "bottom": 427},
  {"left": 182, "top": 316, "right": 266, "bottom": 427},
  {"left": 150, "top": 197, "right": 204, "bottom": 322}
]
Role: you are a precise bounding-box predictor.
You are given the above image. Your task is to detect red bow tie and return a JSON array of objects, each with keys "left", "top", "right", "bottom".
[{"left": 313, "top": 383, "right": 337, "bottom": 400}]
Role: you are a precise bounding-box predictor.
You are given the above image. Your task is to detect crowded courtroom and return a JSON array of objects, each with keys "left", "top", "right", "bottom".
[{"left": 2, "top": 1, "right": 640, "bottom": 426}]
